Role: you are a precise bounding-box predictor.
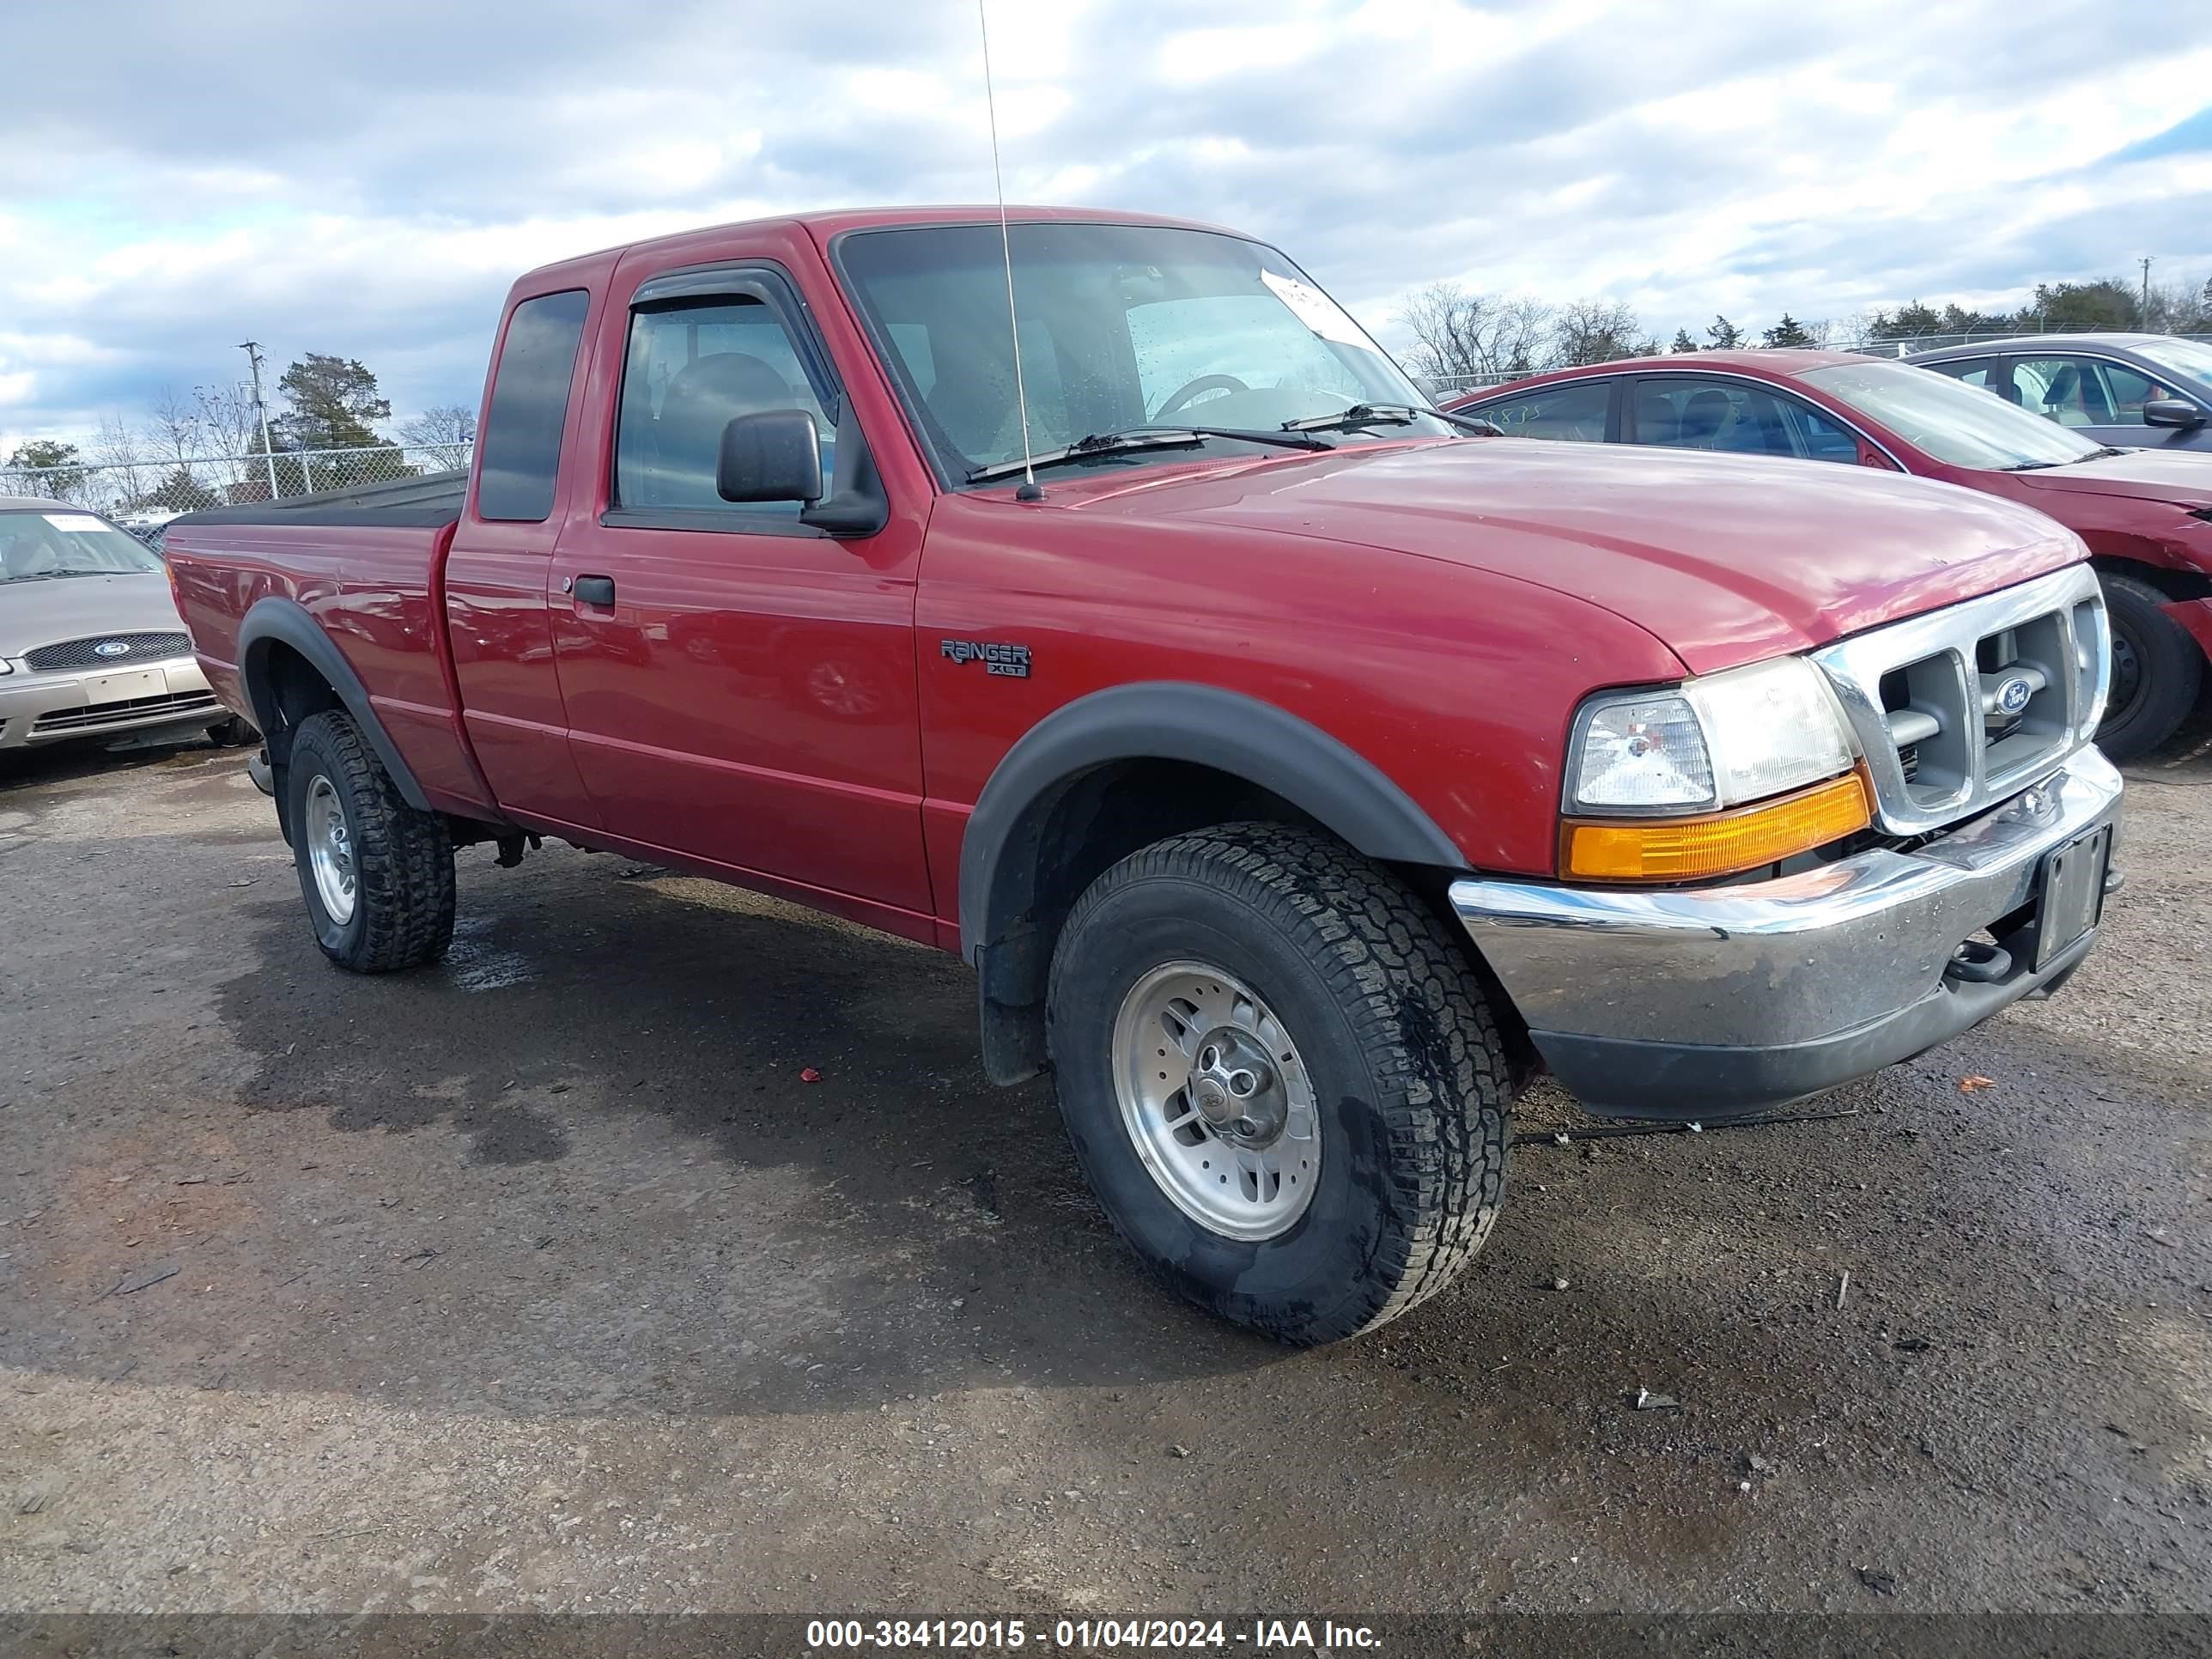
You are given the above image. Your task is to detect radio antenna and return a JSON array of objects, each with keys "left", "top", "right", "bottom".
[{"left": 977, "top": 0, "right": 1042, "bottom": 501}]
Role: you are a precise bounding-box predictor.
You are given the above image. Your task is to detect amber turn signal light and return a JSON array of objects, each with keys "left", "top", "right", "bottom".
[{"left": 1561, "top": 769, "right": 1873, "bottom": 883}]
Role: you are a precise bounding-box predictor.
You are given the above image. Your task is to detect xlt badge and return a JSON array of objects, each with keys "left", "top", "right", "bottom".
[{"left": 941, "top": 639, "right": 1031, "bottom": 678}]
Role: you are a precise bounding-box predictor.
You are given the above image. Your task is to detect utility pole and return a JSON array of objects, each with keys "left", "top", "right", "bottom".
[
  {"left": 239, "top": 341, "right": 280, "bottom": 500},
  {"left": 2141, "top": 257, "right": 2154, "bottom": 322}
]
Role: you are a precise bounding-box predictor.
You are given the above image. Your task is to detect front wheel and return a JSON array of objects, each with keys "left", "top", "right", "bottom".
[
  {"left": 284, "top": 709, "right": 455, "bottom": 972},
  {"left": 1046, "top": 823, "right": 1512, "bottom": 1345},
  {"left": 2098, "top": 570, "right": 2204, "bottom": 762}
]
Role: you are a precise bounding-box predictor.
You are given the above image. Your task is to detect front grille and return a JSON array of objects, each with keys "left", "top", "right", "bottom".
[
  {"left": 29, "top": 690, "right": 220, "bottom": 735},
  {"left": 23, "top": 631, "right": 191, "bottom": 672},
  {"left": 1812, "top": 564, "right": 2108, "bottom": 836}
]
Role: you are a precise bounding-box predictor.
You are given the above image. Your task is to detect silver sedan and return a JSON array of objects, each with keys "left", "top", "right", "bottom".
[{"left": 0, "top": 498, "right": 248, "bottom": 752}]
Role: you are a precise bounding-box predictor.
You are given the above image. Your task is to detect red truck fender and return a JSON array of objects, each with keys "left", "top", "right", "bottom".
[
  {"left": 959, "top": 681, "right": 1467, "bottom": 1084},
  {"left": 236, "top": 596, "right": 437, "bottom": 833}
]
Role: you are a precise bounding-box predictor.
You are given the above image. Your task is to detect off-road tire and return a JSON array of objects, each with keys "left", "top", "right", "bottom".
[
  {"left": 2098, "top": 569, "right": 2203, "bottom": 762},
  {"left": 286, "top": 709, "right": 455, "bottom": 972},
  {"left": 205, "top": 715, "right": 258, "bottom": 748},
  {"left": 1046, "top": 823, "right": 1512, "bottom": 1345}
]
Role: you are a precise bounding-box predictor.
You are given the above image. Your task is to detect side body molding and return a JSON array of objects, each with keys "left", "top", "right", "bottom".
[
  {"left": 958, "top": 682, "right": 1468, "bottom": 1083},
  {"left": 236, "top": 597, "right": 434, "bottom": 813}
]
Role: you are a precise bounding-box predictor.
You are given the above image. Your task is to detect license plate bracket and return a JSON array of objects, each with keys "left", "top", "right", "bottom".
[{"left": 2031, "top": 824, "right": 2112, "bottom": 971}]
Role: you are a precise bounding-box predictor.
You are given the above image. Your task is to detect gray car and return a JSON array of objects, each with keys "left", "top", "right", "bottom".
[
  {"left": 1908, "top": 333, "right": 2212, "bottom": 453},
  {"left": 0, "top": 497, "right": 246, "bottom": 752}
]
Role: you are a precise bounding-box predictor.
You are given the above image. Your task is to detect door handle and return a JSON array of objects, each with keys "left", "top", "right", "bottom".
[{"left": 572, "top": 574, "right": 617, "bottom": 607}]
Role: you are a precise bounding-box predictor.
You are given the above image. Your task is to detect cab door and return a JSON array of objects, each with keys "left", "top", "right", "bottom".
[
  {"left": 546, "top": 258, "right": 933, "bottom": 927},
  {"left": 444, "top": 285, "right": 605, "bottom": 828}
]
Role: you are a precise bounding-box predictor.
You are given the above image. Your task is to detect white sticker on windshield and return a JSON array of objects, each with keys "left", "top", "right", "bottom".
[
  {"left": 42, "top": 514, "right": 107, "bottom": 533},
  {"left": 1261, "top": 270, "right": 1370, "bottom": 348}
]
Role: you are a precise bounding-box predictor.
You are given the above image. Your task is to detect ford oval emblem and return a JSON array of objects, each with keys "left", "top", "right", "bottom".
[
  {"left": 1996, "top": 674, "right": 2033, "bottom": 715},
  {"left": 94, "top": 640, "right": 131, "bottom": 658}
]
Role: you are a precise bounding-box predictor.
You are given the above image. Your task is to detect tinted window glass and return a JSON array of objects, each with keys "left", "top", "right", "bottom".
[
  {"left": 476, "top": 289, "right": 589, "bottom": 522},
  {"left": 1635, "top": 378, "right": 1794, "bottom": 455},
  {"left": 614, "top": 296, "right": 833, "bottom": 514},
  {"left": 1925, "top": 356, "right": 1997, "bottom": 391},
  {"left": 2099, "top": 361, "right": 2166, "bottom": 422},
  {"left": 1632, "top": 377, "right": 1857, "bottom": 462},
  {"left": 1478, "top": 380, "right": 1610, "bottom": 441}
]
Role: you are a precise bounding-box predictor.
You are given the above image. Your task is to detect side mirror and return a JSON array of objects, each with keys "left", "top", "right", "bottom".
[
  {"left": 717, "top": 410, "right": 823, "bottom": 504},
  {"left": 2143, "top": 398, "right": 2207, "bottom": 430}
]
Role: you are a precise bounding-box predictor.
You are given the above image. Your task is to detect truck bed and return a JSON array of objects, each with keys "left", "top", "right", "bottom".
[
  {"left": 165, "top": 473, "right": 495, "bottom": 818},
  {"left": 173, "top": 466, "right": 470, "bottom": 525}
]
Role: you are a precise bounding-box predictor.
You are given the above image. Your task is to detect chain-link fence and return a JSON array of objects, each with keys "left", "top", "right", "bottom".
[{"left": 0, "top": 441, "right": 476, "bottom": 521}]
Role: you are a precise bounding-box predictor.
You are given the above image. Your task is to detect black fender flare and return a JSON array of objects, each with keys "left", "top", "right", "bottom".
[
  {"left": 235, "top": 597, "right": 432, "bottom": 813},
  {"left": 959, "top": 682, "right": 1467, "bottom": 1082}
]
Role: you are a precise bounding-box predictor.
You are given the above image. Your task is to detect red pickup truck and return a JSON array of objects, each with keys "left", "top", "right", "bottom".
[{"left": 167, "top": 206, "right": 2124, "bottom": 1344}]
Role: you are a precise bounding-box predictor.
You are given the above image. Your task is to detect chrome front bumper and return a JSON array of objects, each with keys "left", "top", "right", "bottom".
[
  {"left": 1449, "top": 747, "right": 2124, "bottom": 1117},
  {"left": 0, "top": 654, "right": 220, "bottom": 750}
]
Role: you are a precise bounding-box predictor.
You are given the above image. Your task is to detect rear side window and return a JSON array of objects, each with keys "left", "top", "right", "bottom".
[
  {"left": 1925, "top": 356, "right": 1997, "bottom": 391},
  {"left": 476, "top": 289, "right": 590, "bottom": 522},
  {"left": 1477, "top": 380, "right": 1611, "bottom": 441}
]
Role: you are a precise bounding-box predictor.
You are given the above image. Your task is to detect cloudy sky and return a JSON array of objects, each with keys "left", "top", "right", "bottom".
[{"left": 4, "top": 0, "right": 2211, "bottom": 452}]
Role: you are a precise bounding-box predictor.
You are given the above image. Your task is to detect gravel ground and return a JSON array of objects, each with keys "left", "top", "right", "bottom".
[{"left": 1, "top": 724, "right": 2208, "bottom": 1626}]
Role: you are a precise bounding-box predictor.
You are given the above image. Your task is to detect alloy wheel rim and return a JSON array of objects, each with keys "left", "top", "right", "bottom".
[
  {"left": 1110, "top": 961, "right": 1320, "bottom": 1240},
  {"left": 304, "top": 775, "right": 357, "bottom": 927}
]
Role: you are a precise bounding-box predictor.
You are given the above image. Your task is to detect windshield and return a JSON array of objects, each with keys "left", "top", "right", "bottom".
[
  {"left": 2133, "top": 336, "right": 2212, "bottom": 388},
  {"left": 836, "top": 222, "right": 1449, "bottom": 483},
  {"left": 1802, "top": 360, "right": 2103, "bottom": 470},
  {"left": 0, "top": 509, "right": 162, "bottom": 584}
]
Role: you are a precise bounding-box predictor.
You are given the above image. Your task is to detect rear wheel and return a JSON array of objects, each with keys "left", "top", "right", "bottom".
[
  {"left": 2097, "top": 570, "right": 2203, "bottom": 762},
  {"left": 205, "top": 715, "right": 257, "bottom": 748},
  {"left": 1046, "top": 823, "right": 1511, "bottom": 1345},
  {"left": 285, "top": 710, "right": 454, "bottom": 972}
]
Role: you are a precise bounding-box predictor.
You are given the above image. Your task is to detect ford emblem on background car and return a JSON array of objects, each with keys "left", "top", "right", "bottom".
[
  {"left": 1996, "top": 674, "right": 2034, "bottom": 715},
  {"left": 94, "top": 640, "right": 131, "bottom": 658}
]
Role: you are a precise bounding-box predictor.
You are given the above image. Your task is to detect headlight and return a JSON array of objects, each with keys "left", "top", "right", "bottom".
[
  {"left": 1563, "top": 657, "right": 1869, "bottom": 882},
  {"left": 1568, "top": 657, "right": 1857, "bottom": 814}
]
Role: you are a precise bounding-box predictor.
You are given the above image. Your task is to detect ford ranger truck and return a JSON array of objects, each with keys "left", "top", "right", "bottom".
[{"left": 165, "top": 207, "right": 2123, "bottom": 1345}]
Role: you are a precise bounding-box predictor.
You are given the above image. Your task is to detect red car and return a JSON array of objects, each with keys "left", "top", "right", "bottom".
[
  {"left": 166, "top": 210, "right": 2122, "bottom": 1344},
  {"left": 1448, "top": 349, "right": 2212, "bottom": 758}
]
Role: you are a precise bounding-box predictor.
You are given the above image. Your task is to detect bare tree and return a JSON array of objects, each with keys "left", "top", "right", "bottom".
[
  {"left": 191, "top": 382, "right": 264, "bottom": 494},
  {"left": 94, "top": 413, "right": 152, "bottom": 509},
  {"left": 1398, "top": 283, "right": 1554, "bottom": 386},
  {"left": 1551, "top": 299, "right": 1644, "bottom": 367},
  {"left": 398, "top": 403, "right": 477, "bottom": 472}
]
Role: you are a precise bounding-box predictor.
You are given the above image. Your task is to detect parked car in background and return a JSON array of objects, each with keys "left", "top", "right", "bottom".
[
  {"left": 1909, "top": 334, "right": 2212, "bottom": 454},
  {"left": 1448, "top": 351, "right": 2212, "bottom": 758},
  {"left": 165, "top": 207, "right": 2123, "bottom": 1345},
  {"left": 0, "top": 498, "right": 252, "bottom": 755}
]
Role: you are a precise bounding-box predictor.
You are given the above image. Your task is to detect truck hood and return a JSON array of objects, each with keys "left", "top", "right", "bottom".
[
  {"left": 1042, "top": 439, "right": 2084, "bottom": 674},
  {"left": 2005, "top": 448, "right": 2212, "bottom": 507},
  {"left": 1, "top": 571, "right": 186, "bottom": 659}
]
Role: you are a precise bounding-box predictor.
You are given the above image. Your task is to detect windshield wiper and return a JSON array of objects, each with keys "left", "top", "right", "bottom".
[
  {"left": 2006, "top": 446, "right": 2126, "bottom": 472},
  {"left": 1282, "top": 403, "right": 1503, "bottom": 437},
  {"left": 965, "top": 424, "right": 1333, "bottom": 483}
]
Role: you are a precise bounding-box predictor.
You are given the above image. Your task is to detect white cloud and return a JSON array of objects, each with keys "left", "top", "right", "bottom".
[{"left": 2, "top": 0, "right": 2209, "bottom": 451}]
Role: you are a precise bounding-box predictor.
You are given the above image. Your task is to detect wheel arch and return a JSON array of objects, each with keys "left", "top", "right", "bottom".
[
  {"left": 237, "top": 598, "right": 433, "bottom": 837},
  {"left": 959, "top": 683, "right": 1469, "bottom": 1085}
]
